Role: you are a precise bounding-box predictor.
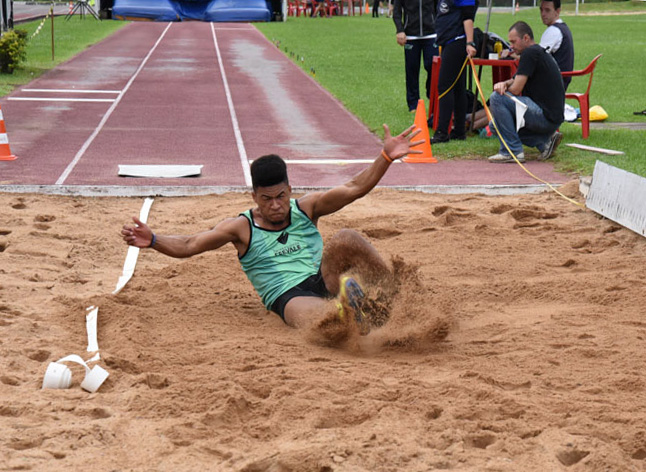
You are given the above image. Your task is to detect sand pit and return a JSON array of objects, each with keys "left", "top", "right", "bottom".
[{"left": 2, "top": 183, "right": 646, "bottom": 471}]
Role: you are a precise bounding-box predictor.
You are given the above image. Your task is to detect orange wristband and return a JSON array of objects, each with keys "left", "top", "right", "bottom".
[{"left": 381, "top": 150, "right": 393, "bottom": 163}]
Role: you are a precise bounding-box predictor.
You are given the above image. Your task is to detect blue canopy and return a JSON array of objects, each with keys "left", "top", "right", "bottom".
[{"left": 112, "top": 0, "right": 272, "bottom": 22}]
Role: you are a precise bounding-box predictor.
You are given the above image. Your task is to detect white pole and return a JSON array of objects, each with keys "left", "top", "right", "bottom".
[{"left": 575, "top": 0, "right": 579, "bottom": 15}]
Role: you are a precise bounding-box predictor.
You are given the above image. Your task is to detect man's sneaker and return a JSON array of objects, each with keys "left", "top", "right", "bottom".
[
  {"left": 338, "top": 276, "right": 370, "bottom": 335},
  {"left": 539, "top": 131, "right": 563, "bottom": 161},
  {"left": 488, "top": 152, "right": 525, "bottom": 163}
]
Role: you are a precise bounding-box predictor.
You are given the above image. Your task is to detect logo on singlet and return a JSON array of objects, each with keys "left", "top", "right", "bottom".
[
  {"left": 274, "top": 244, "right": 302, "bottom": 257},
  {"left": 277, "top": 231, "right": 289, "bottom": 244}
]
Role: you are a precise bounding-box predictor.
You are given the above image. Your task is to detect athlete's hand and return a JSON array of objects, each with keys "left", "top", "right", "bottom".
[
  {"left": 122, "top": 216, "right": 154, "bottom": 248},
  {"left": 382, "top": 124, "right": 423, "bottom": 161},
  {"left": 396, "top": 32, "right": 407, "bottom": 46}
]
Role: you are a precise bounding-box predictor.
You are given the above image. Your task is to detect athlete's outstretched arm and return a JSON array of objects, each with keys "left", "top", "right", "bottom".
[
  {"left": 121, "top": 216, "right": 247, "bottom": 258},
  {"left": 303, "top": 124, "right": 422, "bottom": 221}
]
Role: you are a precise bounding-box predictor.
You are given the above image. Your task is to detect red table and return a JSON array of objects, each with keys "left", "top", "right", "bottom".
[{"left": 428, "top": 56, "right": 519, "bottom": 130}]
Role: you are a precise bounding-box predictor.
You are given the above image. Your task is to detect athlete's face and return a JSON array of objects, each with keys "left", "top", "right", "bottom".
[
  {"left": 540, "top": 1, "right": 559, "bottom": 26},
  {"left": 253, "top": 182, "right": 292, "bottom": 227}
]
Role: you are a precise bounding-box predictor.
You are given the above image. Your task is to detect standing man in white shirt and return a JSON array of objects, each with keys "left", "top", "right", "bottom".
[{"left": 539, "top": 0, "right": 574, "bottom": 90}]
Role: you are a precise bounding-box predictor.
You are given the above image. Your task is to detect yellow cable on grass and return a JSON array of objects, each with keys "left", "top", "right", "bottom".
[{"left": 468, "top": 58, "right": 583, "bottom": 208}]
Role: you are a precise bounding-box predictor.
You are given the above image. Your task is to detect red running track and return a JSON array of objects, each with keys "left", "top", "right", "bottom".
[{"left": 0, "top": 21, "right": 569, "bottom": 192}]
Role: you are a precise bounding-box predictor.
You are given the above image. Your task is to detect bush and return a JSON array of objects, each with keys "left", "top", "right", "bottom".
[{"left": 0, "top": 29, "right": 29, "bottom": 74}]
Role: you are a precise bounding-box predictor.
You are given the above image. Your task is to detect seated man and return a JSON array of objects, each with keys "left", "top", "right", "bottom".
[
  {"left": 539, "top": 0, "right": 574, "bottom": 90},
  {"left": 487, "top": 21, "right": 564, "bottom": 164},
  {"left": 122, "top": 125, "right": 422, "bottom": 334}
]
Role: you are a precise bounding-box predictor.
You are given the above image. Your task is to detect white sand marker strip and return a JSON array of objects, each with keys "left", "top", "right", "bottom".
[
  {"left": 86, "top": 306, "right": 99, "bottom": 352},
  {"left": 86, "top": 353, "right": 101, "bottom": 363},
  {"left": 55, "top": 354, "right": 109, "bottom": 393},
  {"left": 113, "top": 197, "right": 154, "bottom": 295}
]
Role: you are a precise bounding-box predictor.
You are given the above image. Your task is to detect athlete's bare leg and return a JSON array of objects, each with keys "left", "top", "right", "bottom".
[{"left": 283, "top": 296, "right": 335, "bottom": 329}]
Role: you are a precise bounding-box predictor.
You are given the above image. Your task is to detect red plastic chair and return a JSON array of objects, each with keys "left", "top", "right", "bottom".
[
  {"left": 561, "top": 54, "right": 603, "bottom": 139},
  {"left": 326, "top": 0, "right": 340, "bottom": 15},
  {"left": 287, "top": 0, "right": 297, "bottom": 16}
]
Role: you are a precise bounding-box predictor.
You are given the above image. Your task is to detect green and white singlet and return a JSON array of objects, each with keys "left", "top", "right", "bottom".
[{"left": 239, "top": 199, "right": 323, "bottom": 310}]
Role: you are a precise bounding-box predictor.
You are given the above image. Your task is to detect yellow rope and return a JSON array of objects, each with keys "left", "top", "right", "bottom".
[
  {"left": 468, "top": 57, "right": 584, "bottom": 208},
  {"left": 437, "top": 56, "right": 470, "bottom": 101},
  {"left": 30, "top": 5, "right": 54, "bottom": 41}
]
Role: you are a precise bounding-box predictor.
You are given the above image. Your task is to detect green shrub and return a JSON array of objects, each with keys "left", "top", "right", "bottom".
[{"left": 0, "top": 29, "right": 29, "bottom": 74}]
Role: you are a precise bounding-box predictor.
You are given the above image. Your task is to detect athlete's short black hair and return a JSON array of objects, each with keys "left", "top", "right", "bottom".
[
  {"left": 542, "top": 0, "right": 561, "bottom": 9},
  {"left": 510, "top": 21, "right": 534, "bottom": 41},
  {"left": 250, "top": 154, "right": 289, "bottom": 190}
]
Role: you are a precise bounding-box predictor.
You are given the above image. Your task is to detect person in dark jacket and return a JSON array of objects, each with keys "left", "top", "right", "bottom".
[
  {"left": 430, "top": 0, "right": 477, "bottom": 144},
  {"left": 393, "top": 0, "right": 439, "bottom": 112}
]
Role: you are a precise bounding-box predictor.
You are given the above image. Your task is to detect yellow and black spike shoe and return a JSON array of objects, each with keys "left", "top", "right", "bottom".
[{"left": 337, "top": 276, "right": 370, "bottom": 336}]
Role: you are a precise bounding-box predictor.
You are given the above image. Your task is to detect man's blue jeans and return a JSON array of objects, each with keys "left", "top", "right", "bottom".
[{"left": 488, "top": 92, "right": 560, "bottom": 156}]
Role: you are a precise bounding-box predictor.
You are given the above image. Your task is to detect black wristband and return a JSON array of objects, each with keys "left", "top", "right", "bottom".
[
  {"left": 467, "top": 41, "right": 477, "bottom": 48},
  {"left": 149, "top": 233, "right": 156, "bottom": 248}
]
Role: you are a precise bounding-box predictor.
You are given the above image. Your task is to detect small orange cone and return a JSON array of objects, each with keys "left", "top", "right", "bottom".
[
  {"left": 0, "top": 105, "right": 17, "bottom": 161},
  {"left": 515, "top": 1, "right": 519, "bottom": 12},
  {"left": 403, "top": 99, "right": 436, "bottom": 163},
  {"left": 365, "top": 2, "right": 369, "bottom": 14}
]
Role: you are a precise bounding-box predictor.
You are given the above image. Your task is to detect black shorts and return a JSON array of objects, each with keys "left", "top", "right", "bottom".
[{"left": 270, "top": 271, "right": 331, "bottom": 321}]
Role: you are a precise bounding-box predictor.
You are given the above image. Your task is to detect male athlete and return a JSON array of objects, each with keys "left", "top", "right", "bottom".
[{"left": 122, "top": 124, "right": 422, "bottom": 333}]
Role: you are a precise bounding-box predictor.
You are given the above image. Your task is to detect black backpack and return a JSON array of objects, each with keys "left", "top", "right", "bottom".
[{"left": 473, "top": 28, "right": 511, "bottom": 57}]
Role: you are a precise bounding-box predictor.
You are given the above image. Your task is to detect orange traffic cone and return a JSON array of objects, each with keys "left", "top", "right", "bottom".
[
  {"left": 0, "top": 105, "right": 17, "bottom": 161},
  {"left": 403, "top": 99, "right": 436, "bottom": 163},
  {"left": 365, "top": 2, "right": 369, "bottom": 14}
]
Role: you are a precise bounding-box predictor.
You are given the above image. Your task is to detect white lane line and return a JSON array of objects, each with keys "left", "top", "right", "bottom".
[
  {"left": 211, "top": 22, "right": 252, "bottom": 188},
  {"left": 55, "top": 22, "right": 174, "bottom": 186},
  {"left": 22, "top": 89, "right": 121, "bottom": 94},
  {"left": 9, "top": 97, "right": 116, "bottom": 103}
]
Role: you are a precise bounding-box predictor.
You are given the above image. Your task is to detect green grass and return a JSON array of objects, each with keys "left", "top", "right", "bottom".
[
  {"left": 0, "top": 17, "right": 127, "bottom": 95},
  {"left": 256, "top": 5, "right": 646, "bottom": 177}
]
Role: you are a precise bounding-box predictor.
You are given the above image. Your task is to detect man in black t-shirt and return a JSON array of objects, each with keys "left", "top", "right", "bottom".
[{"left": 487, "top": 21, "right": 564, "bottom": 163}]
